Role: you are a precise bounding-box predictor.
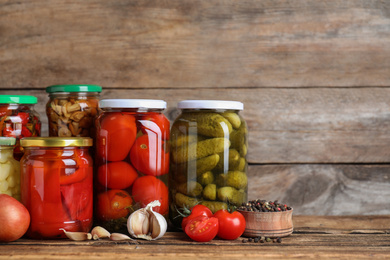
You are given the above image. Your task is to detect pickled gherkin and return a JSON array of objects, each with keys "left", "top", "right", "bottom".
[
  {"left": 179, "top": 112, "right": 233, "bottom": 137},
  {"left": 172, "top": 137, "right": 230, "bottom": 163},
  {"left": 169, "top": 100, "right": 248, "bottom": 229}
]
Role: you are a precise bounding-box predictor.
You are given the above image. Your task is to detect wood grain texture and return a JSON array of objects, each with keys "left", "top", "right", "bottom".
[
  {"left": 1, "top": 216, "right": 390, "bottom": 260},
  {"left": 0, "top": 0, "right": 390, "bottom": 89},
  {"left": 247, "top": 164, "right": 390, "bottom": 215},
  {"left": 4, "top": 87, "right": 390, "bottom": 163}
]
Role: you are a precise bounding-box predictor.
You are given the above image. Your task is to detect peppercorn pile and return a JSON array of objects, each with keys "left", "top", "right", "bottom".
[{"left": 238, "top": 199, "right": 292, "bottom": 212}]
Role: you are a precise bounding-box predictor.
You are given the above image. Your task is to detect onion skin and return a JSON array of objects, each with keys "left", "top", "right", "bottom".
[{"left": 0, "top": 194, "right": 30, "bottom": 242}]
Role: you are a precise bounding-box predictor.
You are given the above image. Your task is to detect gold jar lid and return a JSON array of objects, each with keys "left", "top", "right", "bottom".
[{"left": 20, "top": 137, "right": 93, "bottom": 147}]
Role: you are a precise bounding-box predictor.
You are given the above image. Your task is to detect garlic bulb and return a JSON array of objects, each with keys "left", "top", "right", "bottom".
[{"left": 127, "top": 200, "right": 167, "bottom": 240}]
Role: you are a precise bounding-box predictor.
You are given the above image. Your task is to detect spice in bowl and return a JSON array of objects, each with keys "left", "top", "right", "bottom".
[{"left": 237, "top": 199, "right": 293, "bottom": 238}]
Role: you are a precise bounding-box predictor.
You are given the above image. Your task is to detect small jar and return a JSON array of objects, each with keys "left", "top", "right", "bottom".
[
  {"left": 20, "top": 137, "right": 93, "bottom": 239},
  {"left": 169, "top": 100, "right": 248, "bottom": 229},
  {"left": 95, "top": 99, "right": 170, "bottom": 233},
  {"left": 0, "top": 137, "right": 21, "bottom": 201},
  {"left": 45, "top": 84, "right": 102, "bottom": 138},
  {"left": 0, "top": 95, "right": 41, "bottom": 160}
]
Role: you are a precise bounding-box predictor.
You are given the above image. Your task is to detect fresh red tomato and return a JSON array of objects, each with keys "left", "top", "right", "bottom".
[
  {"left": 181, "top": 205, "right": 213, "bottom": 230},
  {"left": 131, "top": 176, "right": 168, "bottom": 215},
  {"left": 129, "top": 135, "right": 169, "bottom": 176},
  {"left": 96, "top": 112, "right": 137, "bottom": 162},
  {"left": 97, "top": 161, "right": 138, "bottom": 189},
  {"left": 139, "top": 112, "right": 170, "bottom": 140},
  {"left": 213, "top": 209, "right": 246, "bottom": 240},
  {"left": 97, "top": 189, "right": 133, "bottom": 221},
  {"left": 184, "top": 215, "right": 219, "bottom": 242}
]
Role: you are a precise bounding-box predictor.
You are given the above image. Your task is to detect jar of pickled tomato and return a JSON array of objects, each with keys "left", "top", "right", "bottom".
[
  {"left": 46, "top": 85, "right": 102, "bottom": 138},
  {"left": 20, "top": 137, "right": 93, "bottom": 239},
  {"left": 0, "top": 137, "right": 21, "bottom": 201},
  {"left": 169, "top": 100, "right": 248, "bottom": 229},
  {"left": 0, "top": 95, "right": 41, "bottom": 160},
  {"left": 95, "top": 99, "right": 170, "bottom": 233}
]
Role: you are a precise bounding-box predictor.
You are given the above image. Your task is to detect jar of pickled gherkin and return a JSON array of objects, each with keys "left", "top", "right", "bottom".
[
  {"left": 0, "top": 137, "right": 21, "bottom": 201},
  {"left": 169, "top": 100, "right": 248, "bottom": 229},
  {"left": 0, "top": 95, "right": 41, "bottom": 160},
  {"left": 20, "top": 137, "right": 93, "bottom": 239},
  {"left": 45, "top": 85, "right": 102, "bottom": 138},
  {"left": 95, "top": 99, "right": 170, "bottom": 233}
]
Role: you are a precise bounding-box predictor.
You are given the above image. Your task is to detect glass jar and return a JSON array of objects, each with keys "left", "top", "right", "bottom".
[
  {"left": 45, "top": 84, "right": 102, "bottom": 138},
  {"left": 95, "top": 99, "right": 170, "bottom": 233},
  {"left": 20, "top": 137, "right": 93, "bottom": 239},
  {"left": 0, "top": 95, "right": 41, "bottom": 160},
  {"left": 0, "top": 137, "right": 21, "bottom": 201},
  {"left": 169, "top": 100, "right": 248, "bottom": 229}
]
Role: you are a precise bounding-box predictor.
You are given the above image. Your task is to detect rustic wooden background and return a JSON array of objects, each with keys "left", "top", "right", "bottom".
[{"left": 1, "top": 0, "right": 390, "bottom": 215}]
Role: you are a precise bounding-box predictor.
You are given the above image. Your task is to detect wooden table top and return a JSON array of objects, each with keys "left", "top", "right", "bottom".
[{"left": 1, "top": 215, "right": 389, "bottom": 259}]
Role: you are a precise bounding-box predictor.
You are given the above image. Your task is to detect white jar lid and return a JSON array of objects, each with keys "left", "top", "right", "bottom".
[
  {"left": 177, "top": 100, "right": 244, "bottom": 110},
  {"left": 100, "top": 99, "right": 167, "bottom": 109}
]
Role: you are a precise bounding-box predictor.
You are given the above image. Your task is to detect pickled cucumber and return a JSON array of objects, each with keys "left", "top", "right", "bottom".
[
  {"left": 231, "top": 157, "right": 246, "bottom": 172},
  {"left": 175, "top": 192, "right": 199, "bottom": 209},
  {"left": 176, "top": 181, "right": 203, "bottom": 197},
  {"left": 230, "top": 124, "right": 247, "bottom": 152},
  {"left": 217, "top": 186, "right": 246, "bottom": 205},
  {"left": 216, "top": 171, "right": 248, "bottom": 190},
  {"left": 222, "top": 112, "right": 241, "bottom": 129},
  {"left": 215, "top": 149, "right": 240, "bottom": 172},
  {"left": 170, "top": 134, "right": 199, "bottom": 147},
  {"left": 170, "top": 154, "right": 219, "bottom": 183},
  {"left": 180, "top": 112, "right": 233, "bottom": 137},
  {"left": 198, "top": 171, "right": 214, "bottom": 186},
  {"left": 172, "top": 138, "right": 230, "bottom": 163},
  {"left": 203, "top": 184, "right": 216, "bottom": 200},
  {"left": 201, "top": 201, "right": 228, "bottom": 213}
]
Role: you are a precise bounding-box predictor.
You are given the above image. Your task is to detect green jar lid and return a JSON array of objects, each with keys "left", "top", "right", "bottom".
[
  {"left": 0, "top": 95, "right": 38, "bottom": 104},
  {"left": 46, "top": 85, "right": 102, "bottom": 93},
  {"left": 0, "top": 137, "right": 16, "bottom": 146}
]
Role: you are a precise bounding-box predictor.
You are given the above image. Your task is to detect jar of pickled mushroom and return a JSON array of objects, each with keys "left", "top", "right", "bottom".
[
  {"left": 0, "top": 95, "right": 41, "bottom": 160},
  {"left": 45, "top": 84, "right": 101, "bottom": 138},
  {"left": 95, "top": 99, "right": 170, "bottom": 233},
  {"left": 0, "top": 137, "right": 21, "bottom": 201},
  {"left": 169, "top": 100, "right": 248, "bottom": 229},
  {"left": 20, "top": 137, "right": 93, "bottom": 239}
]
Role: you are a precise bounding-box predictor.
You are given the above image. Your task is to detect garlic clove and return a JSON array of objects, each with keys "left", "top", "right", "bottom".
[
  {"left": 110, "top": 233, "right": 132, "bottom": 241},
  {"left": 60, "top": 229, "right": 92, "bottom": 241},
  {"left": 127, "top": 200, "right": 167, "bottom": 241},
  {"left": 91, "top": 226, "right": 111, "bottom": 240}
]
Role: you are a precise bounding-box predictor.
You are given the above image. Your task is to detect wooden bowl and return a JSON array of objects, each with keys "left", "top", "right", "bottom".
[{"left": 238, "top": 209, "right": 293, "bottom": 238}]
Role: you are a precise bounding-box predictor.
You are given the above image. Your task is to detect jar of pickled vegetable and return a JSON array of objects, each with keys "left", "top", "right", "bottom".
[
  {"left": 95, "top": 99, "right": 170, "bottom": 233},
  {"left": 0, "top": 95, "right": 41, "bottom": 160},
  {"left": 169, "top": 100, "right": 248, "bottom": 229},
  {"left": 20, "top": 137, "right": 93, "bottom": 239},
  {"left": 45, "top": 84, "right": 102, "bottom": 138},
  {"left": 0, "top": 137, "right": 21, "bottom": 201}
]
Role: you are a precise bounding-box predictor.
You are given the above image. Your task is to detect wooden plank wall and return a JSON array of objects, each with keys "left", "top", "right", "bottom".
[{"left": 1, "top": 0, "right": 390, "bottom": 215}]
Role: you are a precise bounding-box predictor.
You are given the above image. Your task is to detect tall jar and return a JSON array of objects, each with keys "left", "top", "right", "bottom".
[
  {"left": 95, "top": 99, "right": 170, "bottom": 233},
  {"left": 169, "top": 100, "right": 248, "bottom": 229},
  {"left": 45, "top": 84, "right": 102, "bottom": 138},
  {"left": 20, "top": 137, "right": 93, "bottom": 239},
  {"left": 0, "top": 137, "right": 21, "bottom": 201},
  {"left": 0, "top": 95, "right": 41, "bottom": 160}
]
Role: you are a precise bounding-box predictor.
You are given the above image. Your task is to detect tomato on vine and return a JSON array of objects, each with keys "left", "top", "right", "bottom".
[
  {"left": 213, "top": 209, "right": 246, "bottom": 240},
  {"left": 180, "top": 204, "right": 213, "bottom": 230},
  {"left": 184, "top": 215, "right": 219, "bottom": 242}
]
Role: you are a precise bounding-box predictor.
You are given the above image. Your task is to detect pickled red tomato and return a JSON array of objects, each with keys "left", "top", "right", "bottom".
[
  {"left": 96, "top": 113, "right": 137, "bottom": 162},
  {"left": 131, "top": 176, "right": 168, "bottom": 215},
  {"left": 129, "top": 135, "right": 169, "bottom": 176},
  {"left": 139, "top": 112, "right": 170, "bottom": 140},
  {"left": 97, "top": 161, "right": 138, "bottom": 189}
]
